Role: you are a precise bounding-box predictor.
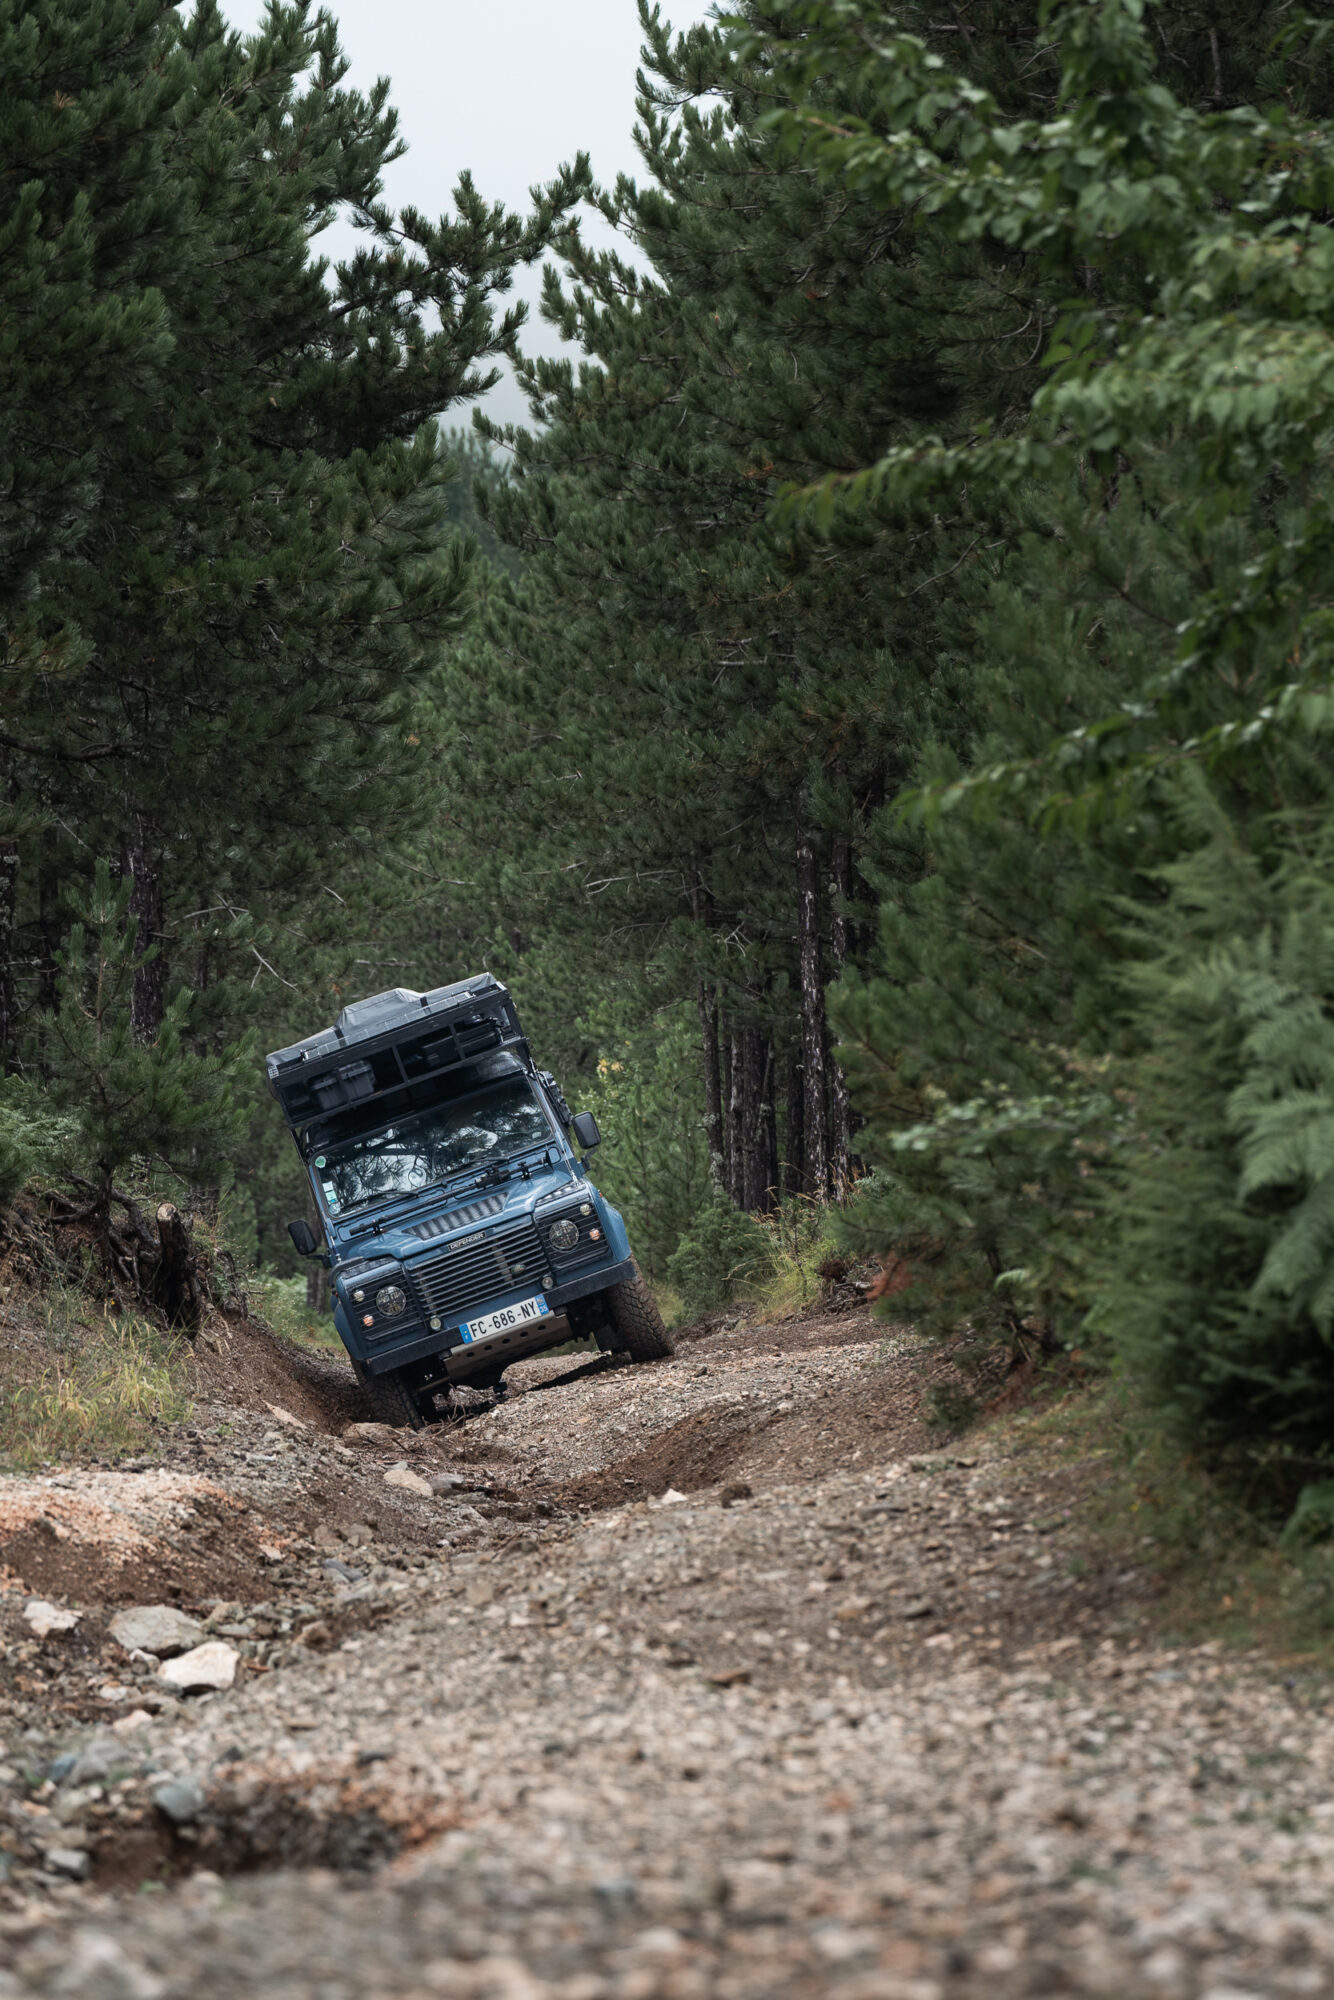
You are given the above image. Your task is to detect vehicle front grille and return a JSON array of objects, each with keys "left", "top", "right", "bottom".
[{"left": 406, "top": 1217, "right": 546, "bottom": 1325}]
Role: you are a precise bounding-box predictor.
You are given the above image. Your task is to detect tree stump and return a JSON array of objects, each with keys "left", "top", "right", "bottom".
[{"left": 155, "top": 1202, "right": 202, "bottom": 1332}]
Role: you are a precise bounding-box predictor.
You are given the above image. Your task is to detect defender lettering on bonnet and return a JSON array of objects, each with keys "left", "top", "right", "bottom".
[{"left": 266, "top": 974, "right": 673, "bottom": 1427}]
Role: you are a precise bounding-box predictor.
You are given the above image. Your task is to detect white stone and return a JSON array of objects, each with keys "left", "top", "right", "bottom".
[
  {"left": 158, "top": 1640, "right": 239, "bottom": 1693},
  {"left": 264, "top": 1401, "right": 307, "bottom": 1428},
  {"left": 24, "top": 1599, "right": 78, "bottom": 1637},
  {"left": 383, "top": 1465, "right": 433, "bottom": 1496}
]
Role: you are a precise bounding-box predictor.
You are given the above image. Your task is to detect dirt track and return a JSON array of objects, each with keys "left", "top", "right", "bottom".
[{"left": 0, "top": 1304, "right": 1330, "bottom": 1999}]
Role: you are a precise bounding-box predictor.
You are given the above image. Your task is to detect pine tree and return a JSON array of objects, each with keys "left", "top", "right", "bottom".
[
  {"left": 44, "top": 861, "right": 247, "bottom": 1226},
  {"left": 1, "top": 0, "right": 585, "bottom": 1122}
]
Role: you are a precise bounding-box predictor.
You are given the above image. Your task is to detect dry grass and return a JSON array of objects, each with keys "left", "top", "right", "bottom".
[
  {"left": 988, "top": 1376, "right": 1334, "bottom": 1672},
  {"left": 0, "top": 1292, "right": 191, "bottom": 1468}
]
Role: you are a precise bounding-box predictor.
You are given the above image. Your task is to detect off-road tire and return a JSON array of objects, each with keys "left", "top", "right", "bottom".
[
  {"left": 363, "top": 1363, "right": 426, "bottom": 1430},
  {"left": 607, "top": 1264, "right": 674, "bottom": 1363}
]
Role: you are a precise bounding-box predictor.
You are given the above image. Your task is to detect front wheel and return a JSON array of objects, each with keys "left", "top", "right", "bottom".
[
  {"left": 357, "top": 1361, "right": 426, "bottom": 1430},
  {"left": 606, "top": 1264, "right": 674, "bottom": 1363}
]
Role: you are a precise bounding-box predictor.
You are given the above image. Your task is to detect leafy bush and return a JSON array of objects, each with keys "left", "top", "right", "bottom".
[{"left": 666, "top": 1199, "right": 774, "bottom": 1319}]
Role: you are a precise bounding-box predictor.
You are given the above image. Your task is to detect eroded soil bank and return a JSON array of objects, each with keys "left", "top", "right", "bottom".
[{"left": 0, "top": 1302, "right": 1327, "bottom": 2000}]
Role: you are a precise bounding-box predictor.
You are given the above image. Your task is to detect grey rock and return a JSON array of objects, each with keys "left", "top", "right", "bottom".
[
  {"left": 108, "top": 1606, "right": 206, "bottom": 1659},
  {"left": 43, "top": 1846, "right": 89, "bottom": 1879},
  {"left": 323, "top": 1559, "right": 365, "bottom": 1584},
  {"left": 151, "top": 1778, "right": 205, "bottom": 1825},
  {"left": 68, "top": 1738, "right": 122, "bottom": 1786},
  {"left": 427, "top": 1473, "right": 470, "bottom": 1494}
]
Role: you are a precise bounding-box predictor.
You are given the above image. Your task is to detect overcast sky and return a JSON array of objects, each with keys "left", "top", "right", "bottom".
[{"left": 225, "top": 0, "right": 713, "bottom": 426}]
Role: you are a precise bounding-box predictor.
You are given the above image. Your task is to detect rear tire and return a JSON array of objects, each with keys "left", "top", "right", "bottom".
[
  {"left": 606, "top": 1264, "right": 674, "bottom": 1363},
  {"left": 362, "top": 1363, "right": 426, "bottom": 1430}
]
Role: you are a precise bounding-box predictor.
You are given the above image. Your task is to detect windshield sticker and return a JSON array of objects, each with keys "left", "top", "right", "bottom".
[
  {"left": 322, "top": 1180, "right": 340, "bottom": 1211},
  {"left": 314, "top": 1155, "right": 327, "bottom": 1168}
]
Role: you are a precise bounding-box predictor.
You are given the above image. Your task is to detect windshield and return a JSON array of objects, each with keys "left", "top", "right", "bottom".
[{"left": 314, "top": 1078, "right": 552, "bottom": 1216}]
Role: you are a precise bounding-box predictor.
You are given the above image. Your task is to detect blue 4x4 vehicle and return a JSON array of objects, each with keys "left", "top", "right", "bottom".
[{"left": 267, "top": 975, "right": 673, "bottom": 1428}]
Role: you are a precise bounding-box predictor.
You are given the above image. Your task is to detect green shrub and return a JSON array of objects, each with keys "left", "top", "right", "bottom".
[
  {"left": 665, "top": 1199, "right": 774, "bottom": 1318},
  {"left": 1094, "top": 818, "right": 1334, "bottom": 1509},
  {"left": 0, "top": 1080, "right": 79, "bottom": 1207}
]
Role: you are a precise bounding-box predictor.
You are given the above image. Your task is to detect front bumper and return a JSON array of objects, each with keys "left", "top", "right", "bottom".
[{"left": 354, "top": 1255, "right": 633, "bottom": 1375}]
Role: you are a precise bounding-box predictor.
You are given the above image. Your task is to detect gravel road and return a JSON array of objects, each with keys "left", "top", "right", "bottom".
[{"left": 0, "top": 1304, "right": 1328, "bottom": 2000}]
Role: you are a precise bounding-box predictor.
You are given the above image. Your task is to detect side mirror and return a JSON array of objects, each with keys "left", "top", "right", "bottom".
[
  {"left": 571, "top": 1110, "right": 602, "bottom": 1152},
  {"left": 288, "top": 1218, "right": 319, "bottom": 1258}
]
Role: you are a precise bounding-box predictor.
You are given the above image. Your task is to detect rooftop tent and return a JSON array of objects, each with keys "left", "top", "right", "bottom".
[{"left": 264, "top": 974, "right": 525, "bottom": 1131}]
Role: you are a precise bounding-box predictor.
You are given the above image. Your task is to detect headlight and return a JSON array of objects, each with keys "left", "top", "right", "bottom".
[
  {"left": 547, "top": 1218, "right": 580, "bottom": 1251},
  {"left": 375, "top": 1285, "right": 408, "bottom": 1316}
]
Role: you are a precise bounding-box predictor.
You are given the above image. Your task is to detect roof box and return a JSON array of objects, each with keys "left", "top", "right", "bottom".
[{"left": 264, "top": 973, "right": 524, "bottom": 1131}]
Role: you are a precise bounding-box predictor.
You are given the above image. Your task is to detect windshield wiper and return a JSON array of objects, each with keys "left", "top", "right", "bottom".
[{"left": 344, "top": 1146, "right": 558, "bottom": 1237}]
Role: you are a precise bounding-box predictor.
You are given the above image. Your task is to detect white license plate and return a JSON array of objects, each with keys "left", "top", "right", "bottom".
[{"left": 458, "top": 1294, "right": 551, "bottom": 1344}]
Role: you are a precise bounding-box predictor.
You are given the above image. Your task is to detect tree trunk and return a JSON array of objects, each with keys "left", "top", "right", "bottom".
[
  {"left": 829, "top": 834, "right": 854, "bottom": 1195},
  {"left": 154, "top": 1202, "right": 202, "bottom": 1332},
  {"left": 122, "top": 816, "right": 166, "bottom": 1042},
  {"left": 784, "top": 1041, "right": 805, "bottom": 1196},
  {"left": 757, "top": 1032, "right": 779, "bottom": 1213},
  {"left": 36, "top": 859, "right": 59, "bottom": 1017},
  {"left": 0, "top": 839, "right": 17, "bottom": 1074},
  {"left": 739, "top": 1022, "right": 763, "bottom": 1211},
  {"left": 797, "top": 829, "right": 829, "bottom": 1199},
  {"left": 697, "top": 978, "right": 725, "bottom": 1195},
  {"left": 724, "top": 1019, "right": 744, "bottom": 1207}
]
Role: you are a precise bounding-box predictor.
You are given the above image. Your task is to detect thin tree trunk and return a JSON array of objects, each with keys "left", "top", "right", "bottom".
[
  {"left": 0, "top": 841, "right": 17, "bottom": 1074},
  {"left": 797, "top": 828, "right": 828, "bottom": 1199},
  {"left": 757, "top": 1033, "right": 779, "bottom": 1213},
  {"left": 784, "top": 1041, "right": 805, "bottom": 1196},
  {"left": 697, "top": 978, "right": 725, "bottom": 1195},
  {"left": 122, "top": 816, "right": 166, "bottom": 1042},
  {"left": 724, "top": 1020, "right": 745, "bottom": 1207},
  {"left": 828, "top": 834, "right": 854, "bottom": 1196},
  {"left": 36, "top": 859, "right": 59, "bottom": 1016},
  {"left": 740, "top": 1022, "right": 763, "bottom": 1211}
]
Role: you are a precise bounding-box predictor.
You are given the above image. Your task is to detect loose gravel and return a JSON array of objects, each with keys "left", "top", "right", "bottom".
[{"left": 0, "top": 1308, "right": 1327, "bottom": 1999}]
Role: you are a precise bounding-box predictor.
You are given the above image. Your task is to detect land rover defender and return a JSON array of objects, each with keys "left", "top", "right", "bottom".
[{"left": 266, "top": 975, "right": 673, "bottom": 1427}]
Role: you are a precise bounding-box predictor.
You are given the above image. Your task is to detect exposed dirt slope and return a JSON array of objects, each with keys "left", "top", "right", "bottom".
[{"left": 0, "top": 1301, "right": 1326, "bottom": 2000}]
